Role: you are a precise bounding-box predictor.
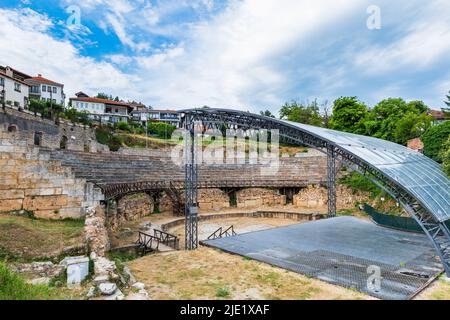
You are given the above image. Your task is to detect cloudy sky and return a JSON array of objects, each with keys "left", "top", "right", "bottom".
[{"left": 1, "top": 0, "right": 449, "bottom": 113}]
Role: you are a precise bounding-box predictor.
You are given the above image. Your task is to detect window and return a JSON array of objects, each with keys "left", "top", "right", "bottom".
[
  {"left": 34, "top": 132, "right": 43, "bottom": 146},
  {"left": 14, "top": 83, "right": 21, "bottom": 92},
  {"left": 0, "top": 77, "right": 4, "bottom": 86},
  {"left": 52, "top": 87, "right": 57, "bottom": 93},
  {"left": 42, "top": 85, "right": 46, "bottom": 92}
]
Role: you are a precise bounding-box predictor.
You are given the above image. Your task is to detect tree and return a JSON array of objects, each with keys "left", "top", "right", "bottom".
[
  {"left": 445, "top": 90, "right": 450, "bottom": 107},
  {"left": 394, "top": 112, "right": 432, "bottom": 145},
  {"left": 329, "top": 97, "right": 368, "bottom": 133},
  {"left": 366, "top": 98, "right": 430, "bottom": 144},
  {"left": 422, "top": 121, "right": 450, "bottom": 162},
  {"left": 96, "top": 93, "right": 113, "bottom": 100},
  {"left": 279, "top": 100, "right": 322, "bottom": 126},
  {"left": 440, "top": 137, "right": 450, "bottom": 177},
  {"left": 260, "top": 110, "right": 275, "bottom": 118}
]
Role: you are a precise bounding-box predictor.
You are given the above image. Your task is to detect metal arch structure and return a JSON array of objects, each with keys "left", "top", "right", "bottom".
[{"left": 180, "top": 108, "right": 450, "bottom": 276}]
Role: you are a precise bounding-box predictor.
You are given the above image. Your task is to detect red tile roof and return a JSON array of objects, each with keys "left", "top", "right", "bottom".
[
  {"left": 429, "top": 109, "right": 449, "bottom": 120},
  {"left": 70, "top": 97, "right": 131, "bottom": 107},
  {"left": 407, "top": 138, "right": 424, "bottom": 152},
  {"left": 0, "top": 70, "right": 30, "bottom": 86},
  {"left": 27, "top": 76, "right": 64, "bottom": 87}
]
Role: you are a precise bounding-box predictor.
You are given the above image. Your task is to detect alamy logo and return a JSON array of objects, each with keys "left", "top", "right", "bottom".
[
  {"left": 367, "top": 265, "right": 382, "bottom": 292},
  {"left": 170, "top": 125, "right": 280, "bottom": 176},
  {"left": 66, "top": 5, "right": 81, "bottom": 28},
  {"left": 367, "top": 5, "right": 381, "bottom": 30}
]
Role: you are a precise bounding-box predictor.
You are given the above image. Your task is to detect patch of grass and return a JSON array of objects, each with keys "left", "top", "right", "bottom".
[
  {"left": 337, "top": 209, "right": 355, "bottom": 216},
  {"left": 0, "top": 261, "right": 62, "bottom": 300},
  {"left": 0, "top": 214, "right": 84, "bottom": 261},
  {"left": 216, "top": 287, "right": 230, "bottom": 298}
]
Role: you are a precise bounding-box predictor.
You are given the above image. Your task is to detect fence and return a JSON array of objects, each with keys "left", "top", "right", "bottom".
[{"left": 363, "top": 204, "right": 450, "bottom": 233}]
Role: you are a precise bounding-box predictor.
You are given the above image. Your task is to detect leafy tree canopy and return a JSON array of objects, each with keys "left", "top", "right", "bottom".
[
  {"left": 365, "top": 98, "right": 431, "bottom": 144},
  {"left": 96, "top": 93, "right": 119, "bottom": 101},
  {"left": 260, "top": 110, "right": 275, "bottom": 118},
  {"left": 440, "top": 137, "right": 450, "bottom": 177},
  {"left": 445, "top": 90, "right": 450, "bottom": 107},
  {"left": 279, "top": 100, "right": 322, "bottom": 126},
  {"left": 329, "top": 97, "right": 368, "bottom": 134},
  {"left": 422, "top": 121, "right": 450, "bottom": 162}
]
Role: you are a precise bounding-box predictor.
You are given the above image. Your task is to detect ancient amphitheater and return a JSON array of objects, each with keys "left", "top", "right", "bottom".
[{"left": 2, "top": 106, "right": 449, "bottom": 301}]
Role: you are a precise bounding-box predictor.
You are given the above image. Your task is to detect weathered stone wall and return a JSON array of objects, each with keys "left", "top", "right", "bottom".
[
  {"left": 85, "top": 205, "right": 110, "bottom": 257},
  {"left": 198, "top": 188, "right": 230, "bottom": 211},
  {"left": 106, "top": 193, "right": 154, "bottom": 232},
  {"left": 0, "top": 106, "right": 108, "bottom": 153},
  {"left": 159, "top": 189, "right": 230, "bottom": 214},
  {"left": 293, "top": 185, "right": 369, "bottom": 210},
  {"left": 236, "top": 188, "right": 286, "bottom": 208},
  {"left": 0, "top": 138, "right": 104, "bottom": 219}
]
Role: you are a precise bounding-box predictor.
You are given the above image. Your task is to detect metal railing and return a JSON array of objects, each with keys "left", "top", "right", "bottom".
[
  {"left": 207, "top": 225, "right": 237, "bottom": 240},
  {"left": 136, "top": 231, "right": 160, "bottom": 255},
  {"left": 153, "top": 229, "right": 180, "bottom": 250}
]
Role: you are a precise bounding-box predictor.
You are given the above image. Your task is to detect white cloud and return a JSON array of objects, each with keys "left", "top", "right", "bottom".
[
  {"left": 2, "top": 0, "right": 449, "bottom": 111},
  {"left": 355, "top": 1, "right": 450, "bottom": 75},
  {"left": 0, "top": 8, "right": 136, "bottom": 102}
]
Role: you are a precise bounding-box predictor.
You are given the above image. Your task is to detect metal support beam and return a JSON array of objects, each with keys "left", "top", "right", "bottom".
[
  {"left": 327, "top": 146, "right": 337, "bottom": 218},
  {"left": 184, "top": 116, "right": 199, "bottom": 250}
]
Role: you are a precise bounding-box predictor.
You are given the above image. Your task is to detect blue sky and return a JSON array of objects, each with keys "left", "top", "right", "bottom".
[{"left": 0, "top": 0, "right": 449, "bottom": 113}]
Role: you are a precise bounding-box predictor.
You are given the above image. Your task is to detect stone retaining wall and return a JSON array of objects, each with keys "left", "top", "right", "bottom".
[
  {"left": 293, "top": 185, "right": 369, "bottom": 210},
  {"left": 106, "top": 193, "right": 154, "bottom": 232},
  {"left": 0, "top": 138, "right": 103, "bottom": 219},
  {"left": 236, "top": 188, "right": 286, "bottom": 208},
  {"left": 0, "top": 106, "right": 108, "bottom": 153}
]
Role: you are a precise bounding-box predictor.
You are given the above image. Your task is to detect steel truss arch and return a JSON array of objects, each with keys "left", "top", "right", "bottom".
[{"left": 181, "top": 108, "right": 450, "bottom": 276}]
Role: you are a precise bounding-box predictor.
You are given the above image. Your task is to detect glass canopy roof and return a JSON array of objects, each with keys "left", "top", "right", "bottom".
[
  {"left": 285, "top": 121, "right": 450, "bottom": 222},
  {"left": 183, "top": 108, "right": 450, "bottom": 223}
]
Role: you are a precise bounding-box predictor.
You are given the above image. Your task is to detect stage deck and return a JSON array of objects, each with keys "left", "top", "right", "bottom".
[{"left": 202, "top": 216, "right": 443, "bottom": 300}]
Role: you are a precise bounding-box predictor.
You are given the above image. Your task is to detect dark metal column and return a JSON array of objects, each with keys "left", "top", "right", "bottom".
[
  {"left": 327, "top": 146, "right": 337, "bottom": 218},
  {"left": 184, "top": 115, "right": 199, "bottom": 250}
]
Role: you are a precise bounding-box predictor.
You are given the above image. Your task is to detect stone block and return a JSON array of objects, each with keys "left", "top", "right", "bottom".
[
  {"left": 0, "top": 189, "right": 25, "bottom": 200},
  {"left": 63, "top": 256, "right": 90, "bottom": 288},
  {"left": 23, "top": 195, "right": 68, "bottom": 211},
  {"left": 0, "top": 198, "right": 23, "bottom": 211}
]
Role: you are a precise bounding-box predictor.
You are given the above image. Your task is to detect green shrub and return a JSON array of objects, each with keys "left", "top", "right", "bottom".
[
  {"left": 147, "top": 122, "right": 177, "bottom": 139},
  {"left": 115, "top": 121, "right": 131, "bottom": 132},
  {"left": 0, "top": 261, "right": 57, "bottom": 300},
  {"left": 28, "top": 99, "right": 64, "bottom": 120},
  {"left": 339, "top": 171, "right": 382, "bottom": 198},
  {"left": 95, "top": 126, "right": 123, "bottom": 151},
  {"left": 422, "top": 121, "right": 450, "bottom": 162},
  {"left": 59, "top": 108, "right": 92, "bottom": 126},
  {"left": 216, "top": 287, "right": 229, "bottom": 298},
  {"left": 440, "top": 137, "right": 450, "bottom": 177}
]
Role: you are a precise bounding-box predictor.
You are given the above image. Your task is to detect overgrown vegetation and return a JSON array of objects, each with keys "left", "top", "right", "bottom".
[
  {"left": 147, "top": 122, "right": 177, "bottom": 139},
  {"left": 0, "top": 214, "right": 84, "bottom": 261},
  {"left": 339, "top": 172, "right": 382, "bottom": 199},
  {"left": 422, "top": 121, "right": 450, "bottom": 163},
  {"left": 0, "top": 261, "right": 61, "bottom": 300},
  {"left": 95, "top": 126, "right": 124, "bottom": 151},
  {"left": 28, "top": 99, "right": 64, "bottom": 120}
]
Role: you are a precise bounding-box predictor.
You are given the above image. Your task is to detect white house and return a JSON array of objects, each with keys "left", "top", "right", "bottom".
[
  {"left": 25, "top": 74, "right": 65, "bottom": 106},
  {"left": 0, "top": 68, "right": 30, "bottom": 109},
  {"left": 69, "top": 93, "right": 133, "bottom": 124},
  {"left": 148, "top": 110, "right": 181, "bottom": 127}
]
